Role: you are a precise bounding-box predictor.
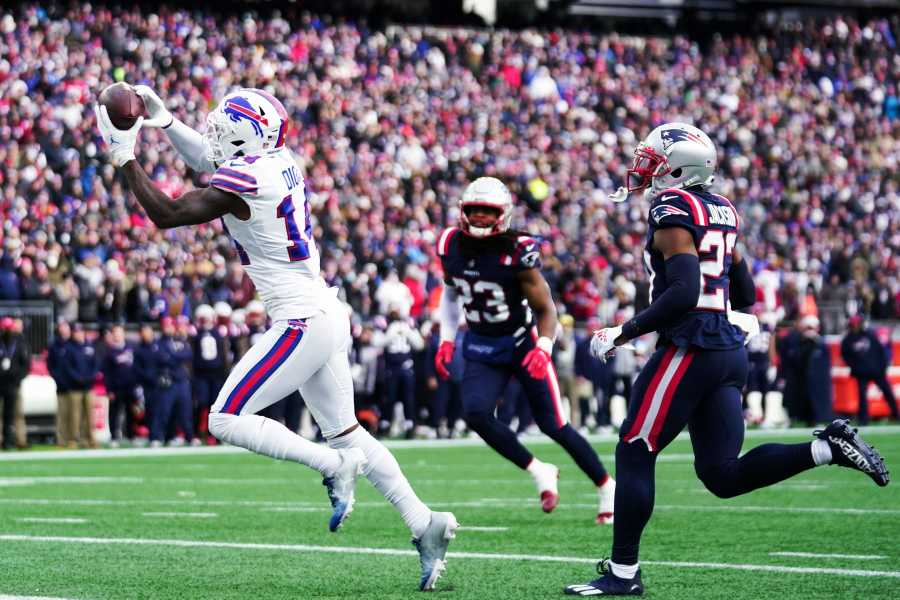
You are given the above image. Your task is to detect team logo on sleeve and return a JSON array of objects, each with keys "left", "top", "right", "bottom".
[
  {"left": 521, "top": 251, "right": 540, "bottom": 268},
  {"left": 651, "top": 203, "right": 689, "bottom": 223}
]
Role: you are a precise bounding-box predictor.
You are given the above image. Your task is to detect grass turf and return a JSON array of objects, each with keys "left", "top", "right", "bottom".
[{"left": 0, "top": 430, "right": 897, "bottom": 599}]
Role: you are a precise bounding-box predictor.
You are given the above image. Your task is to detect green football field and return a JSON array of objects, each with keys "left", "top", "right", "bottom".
[{"left": 0, "top": 429, "right": 897, "bottom": 599}]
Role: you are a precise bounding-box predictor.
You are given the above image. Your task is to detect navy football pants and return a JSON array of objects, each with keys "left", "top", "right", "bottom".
[
  {"left": 461, "top": 335, "right": 609, "bottom": 485},
  {"left": 612, "top": 345, "right": 817, "bottom": 565}
]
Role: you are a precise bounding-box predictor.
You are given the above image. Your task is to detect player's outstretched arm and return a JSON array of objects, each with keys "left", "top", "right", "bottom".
[
  {"left": 120, "top": 161, "right": 249, "bottom": 229},
  {"left": 134, "top": 85, "right": 217, "bottom": 174},
  {"left": 617, "top": 227, "right": 700, "bottom": 343},
  {"left": 95, "top": 103, "right": 242, "bottom": 228}
]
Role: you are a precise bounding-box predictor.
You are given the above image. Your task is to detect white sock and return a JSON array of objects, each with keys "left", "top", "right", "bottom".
[
  {"left": 609, "top": 560, "right": 639, "bottom": 580},
  {"left": 208, "top": 412, "right": 341, "bottom": 476},
  {"left": 527, "top": 457, "right": 559, "bottom": 493},
  {"left": 810, "top": 439, "right": 833, "bottom": 466},
  {"left": 328, "top": 426, "right": 432, "bottom": 538},
  {"left": 527, "top": 457, "right": 553, "bottom": 477}
]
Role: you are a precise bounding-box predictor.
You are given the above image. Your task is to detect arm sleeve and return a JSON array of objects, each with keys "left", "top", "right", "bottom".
[
  {"left": 438, "top": 286, "right": 461, "bottom": 343},
  {"left": 729, "top": 258, "right": 756, "bottom": 310},
  {"left": 621, "top": 253, "right": 701, "bottom": 340},
  {"left": 165, "top": 118, "right": 217, "bottom": 174}
]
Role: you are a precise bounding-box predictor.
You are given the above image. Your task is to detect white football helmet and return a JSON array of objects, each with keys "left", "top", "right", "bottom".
[
  {"left": 459, "top": 177, "right": 513, "bottom": 238},
  {"left": 204, "top": 88, "right": 289, "bottom": 164},
  {"left": 627, "top": 122, "right": 716, "bottom": 196}
]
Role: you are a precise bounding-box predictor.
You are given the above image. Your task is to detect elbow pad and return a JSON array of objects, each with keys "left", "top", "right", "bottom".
[
  {"left": 729, "top": 258, "right": 756, "bottom": 310},
  {"left": 622, "top": 253, "right": 700, "bottom": 339}
]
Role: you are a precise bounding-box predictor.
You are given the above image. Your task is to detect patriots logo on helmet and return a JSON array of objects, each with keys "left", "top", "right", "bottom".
[
  {"left": 651, "top": 203, "right": 690, "bottom": 223},
  {"left": 660, "top": 128, "right": 707, "bottom": 150},
  {"left": 224, "top": 96, "right": 268, "bottom": 137}
]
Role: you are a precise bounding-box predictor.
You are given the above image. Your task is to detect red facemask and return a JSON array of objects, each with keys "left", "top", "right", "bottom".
[{"left": 627, "top": 145, "right": 671, "bottom": 193}]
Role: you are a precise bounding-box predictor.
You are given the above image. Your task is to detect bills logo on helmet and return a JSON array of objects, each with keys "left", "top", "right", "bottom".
[
  {"left": 224, "top": 96, "right": 268, "bottom": 137},
  {"left": 651, "top": 203, "right": 690, "bottom": 223},
  {"left": 661, "top": 128, "right": 707, "bottom": 150}
]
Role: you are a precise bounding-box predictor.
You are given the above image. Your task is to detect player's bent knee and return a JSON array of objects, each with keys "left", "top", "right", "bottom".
[
  {"left": 463, "top": 410, "right": 493, "bottom": 432},
  {"left": 615, "top": 438, "right": 654, "bottom": 466},
  {"left": 534, "top": 415, "right": 564, "bottom": 436},
  {"left": 207, "top": 411, "right": 234, "bottom": 442},
  {"left": 695, "top": 462, "right": 742, "bottom": 499}
]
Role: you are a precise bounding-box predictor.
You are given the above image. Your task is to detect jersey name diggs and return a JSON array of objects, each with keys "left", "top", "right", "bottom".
[{"left": 707, "top": 203, "right": 737, "bottom": 227}]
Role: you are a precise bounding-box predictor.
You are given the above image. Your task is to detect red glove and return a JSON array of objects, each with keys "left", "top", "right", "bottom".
[
  {"left": 434, "top": 341, "right": 455, "bottom": 380},
  {"left": 522, "top": 346, "right": 551, "bottom": 379}
]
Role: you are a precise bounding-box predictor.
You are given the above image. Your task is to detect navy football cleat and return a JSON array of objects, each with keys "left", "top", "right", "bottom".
[
  {"left": 814, "top": 419, "right": 890, "bottom": 487},
  {"left": 412, "top": 511, "right": 459, "bottom": 591},
  {"left": 322, "top": 448, "right": 367, "bottom": 532},
  {"left": 564, "top": 559, "right": 644, "bottom": 596}
]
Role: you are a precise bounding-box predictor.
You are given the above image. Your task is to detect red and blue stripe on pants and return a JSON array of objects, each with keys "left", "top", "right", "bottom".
[{"left": 220, "top": 326, "right": 304, "bottom": 415}]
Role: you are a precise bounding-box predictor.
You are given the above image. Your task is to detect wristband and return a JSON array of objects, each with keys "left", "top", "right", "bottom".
[{"left": 536, "top": 336, "right": 554, "bottom": 355}]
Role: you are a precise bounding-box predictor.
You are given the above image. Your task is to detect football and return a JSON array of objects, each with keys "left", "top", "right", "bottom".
[{"left": 98, "top": 82, "right": 144, "bottom": 129}]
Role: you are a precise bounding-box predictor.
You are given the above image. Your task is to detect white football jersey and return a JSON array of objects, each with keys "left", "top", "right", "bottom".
[{"left": 212, "top": 149, "right": 331, "bottom": 321}]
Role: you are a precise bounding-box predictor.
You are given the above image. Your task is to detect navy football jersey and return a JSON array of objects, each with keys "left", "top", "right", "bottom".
[
  {"left": 438, "top": 227, "right": 540, "bottom": 337},
  {"left": 645, "top": 188, "right": 745, "bottom": 350}
]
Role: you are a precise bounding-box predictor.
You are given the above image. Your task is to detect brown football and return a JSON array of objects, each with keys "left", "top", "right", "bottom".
[{"left": 99, "top": 82, "right": 144, "bottom": 129}]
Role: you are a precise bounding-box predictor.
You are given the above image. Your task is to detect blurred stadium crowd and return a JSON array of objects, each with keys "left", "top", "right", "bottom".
[{"left": 0, "top": 5, "right": 897, "bottom": 444}]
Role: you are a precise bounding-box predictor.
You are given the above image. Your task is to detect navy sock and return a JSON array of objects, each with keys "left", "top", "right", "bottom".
[
  {"left": 464, "top": 411, "right": 533, "bottom": 469},
  {"left": 545, "top": 424, "right": 609, "bottom": 485},
  {"left": 611, "top": 440, "right": 656, "bottom": 565}
]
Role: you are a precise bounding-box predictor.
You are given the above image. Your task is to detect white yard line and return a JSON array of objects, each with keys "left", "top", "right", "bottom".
[
  {"left": 655, "top": 504, "right": 900, "bottom": 516},
  {"left": 462, "top": 526, "right": 509, "bottom": 532},
  {"left": 1, "top": 425, "right": 898, "bottom": 462},
  {"left": 141, "top": 512, "right": 218, "bottom": 519},
  {"left": 770, "top": 552, "right": 888, "bottom": 561},
  {"left": 0, "top": 596, "right": 79, "bottom": 600},
  {"left": 0, "top": 475, "right": 535, "bottom": 487},
  {"left": 0, "top": 476, "right": 144, "bottom": 486},
  {"left": 16, "top": 518, "right": 88, "bottom": 524},
  {"left": 261, "top": 507, "right": 328, "bottom": 513},
  {"left": 0, "top": 534, "right": 897, "bottom": 579},
  {"left": 1, "top": 497, "right": 897, "bottom": 517}
]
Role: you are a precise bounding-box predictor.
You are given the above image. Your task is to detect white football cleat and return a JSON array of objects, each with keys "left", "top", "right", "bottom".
[
  {"left": 322, "top": 447, "right": 367, "bottom": 532},
  {"left": 413, "top": 511, "right": 459, "bottom": 591}
]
